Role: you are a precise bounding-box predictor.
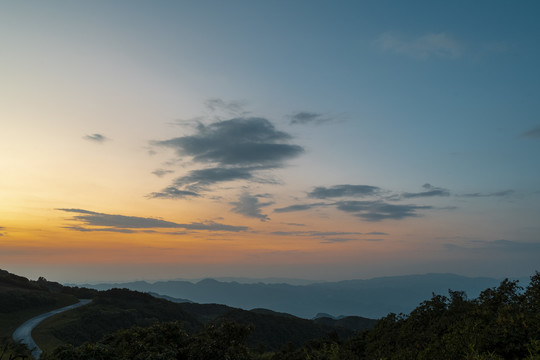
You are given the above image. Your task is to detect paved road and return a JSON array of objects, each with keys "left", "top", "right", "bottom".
[{"left": 12, "top": 299, "right": 91, "bottom": 359}]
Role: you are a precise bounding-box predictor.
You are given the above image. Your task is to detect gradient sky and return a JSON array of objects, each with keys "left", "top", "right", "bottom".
[{"left": 1, "top": 1, "right": 539, "bottom": 283}]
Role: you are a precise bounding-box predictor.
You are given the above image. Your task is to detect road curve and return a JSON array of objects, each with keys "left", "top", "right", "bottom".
[{"left": 12, "top": 299, "right": 91, "bottom": 359}]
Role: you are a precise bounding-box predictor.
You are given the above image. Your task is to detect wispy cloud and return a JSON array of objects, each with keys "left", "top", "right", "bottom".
[
  {"left": 270, "top": 229, "right": 386, "bottom": 244},
  {"left": 335, "top": 200, "right": 431, "bottom": 222},
  {"left": 274, "top": 199, "right": 430, "bottom": 222},
  {"left": 274, "top": 203, "right": 328, "bottom": 213},
  {"left": 289, "top": 112, "right": 332, "bottom": 125},
  {"left": 57, "top": 208, "right": 248, "bottom": 232},
  {"left": 308, "top": 184, "right": 381, "bottom": 199},
  {"left": 460, "top": 190, "right": 514, "bottom": 198},
  {"left": 64, "top": 226, "right": 139, "bottom": 234},
  {"left": 401, "top": 183, "right": 450, "bottom": 199},
  {"left": 204, "top": 98, "right": 248, "bottom": 116},
  {"left": 519, "top": 125, "right": 540, "bottom": 139},
  {"left": 230, "top": 192, "right": 274, "bottom": 222},
  {"left": 173, "top": 167, "right": 256, "bottom": 192},
  {"left": 83, "top": 133, "right": 108, "bottom": 143},
  {"left": 152, "top": 169, "right": 174, "bottom": 177},
  {"left": 147, "top": 187, "right": 200, "bottom": 199},
  {"left": 376, "top": 32, "right": 463, "bottom": 59}
]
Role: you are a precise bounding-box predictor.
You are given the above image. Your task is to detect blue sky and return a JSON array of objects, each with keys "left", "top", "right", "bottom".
[{"left": 1, "top": 1, "right": 539, "bottom": 282}]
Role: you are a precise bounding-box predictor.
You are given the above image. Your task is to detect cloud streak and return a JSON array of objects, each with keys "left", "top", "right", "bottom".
[
  {"left": 147, "top": 187, "right": 200, "bottom": 199},
  {"left": 83, "top": 133, "right": 108, "bottom": 143},
  {"left": 205, "top": 98, "right": 248, "bottom": 116},
  {"left": 335, "top": 200, "right": 431, "bottom": 221},
  {"left": 460, "top": 190, "right": 514, "bottom": 198},
  {"left": 269, "top": 229, "right": 386, "bottom": 244},
  {"left": 58, "top": 208, "right": 248, "bottom": 232},
  {"left": 308, "top": 184, "right": 381, "bottom": 199},
  {"left": 401, "top": 183, "right": 450, "bottom": 199},
  {"left": 289, "top": 112, "right": 332, "bottom": 125},
  {"left": 152, "top": 169, "right": 174, "bottom": 177},
  {"left": 274, "top": 203, "right": 328, "bottom": 213},
  {"left": 274, "top": 198, "right": 431, "bottom": 222}
]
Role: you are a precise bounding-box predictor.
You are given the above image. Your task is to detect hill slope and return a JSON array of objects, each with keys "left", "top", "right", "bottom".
[
  {"left": 33, "top": 288, "right": 375, "bottom": 352},
  {"left": 0, "top": 269, "right": 84, "bottom": 339}
]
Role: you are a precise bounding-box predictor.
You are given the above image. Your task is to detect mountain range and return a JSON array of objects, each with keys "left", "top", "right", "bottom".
[{"left": 75, "top": 273, "right": 515, "bottom": 319}]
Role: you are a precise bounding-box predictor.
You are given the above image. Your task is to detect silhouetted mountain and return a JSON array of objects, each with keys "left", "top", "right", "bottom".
[{"left": 78, "top": 273, "right": 505, "bottom": 318}]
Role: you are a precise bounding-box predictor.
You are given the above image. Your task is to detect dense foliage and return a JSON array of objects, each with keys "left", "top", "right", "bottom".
[
  {"left": 37, "top": 272, "right": 540, "bottom": 360},
  {"left": 0, "top": 270, "right": 97, "bottom": 314},
  {"left": 363, "top": 273, "right": 540, "bottom": 360},
  {"left": 0, "top": 338, "right": 31, "bottom": 360}
]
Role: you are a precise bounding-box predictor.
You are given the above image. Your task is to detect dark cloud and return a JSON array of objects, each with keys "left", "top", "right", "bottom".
[
  {"left": 273, "top": 203, "right": 328, "bottom": 213},
  {"left": 152, "top": 169, "right": 174, "bottom": 177},
  {"left": 230, "top": 192, "right": 274, "bottom": 222},
  {"left": 150, "top": 117, "right": 303, "bottom": 198},
  {"left": 461, "top": 190, "right": 515, "bottom": 198},
  {"left": 83, "top": 133, "right": 108, "bottom": 143},
  {"left": 335, "top": 200, "right": 431, "bottom": 222},
  {"left": 147, "top": 187, "right": 200, "bottom": 199},
  {"left": 57, "top": 208, "right": 248, "bottom": 232},
  {"left": 274, "top": 198, "right": 430, "bottom": 222},
  {"left": 289, "top": 112, "right": 332, "bottom": 125},
  {"left": 401, "top": 183, "right": 450, "bottom": 199},
  {"left": 174, "top": 167, "right": 255, "bottom": 192},
  {"left": 519, "top": 125, "right": 540, "bottom": 139},
  {"left": 366, "top": 231, "right": 389, "bottom": 235},
  {"left": 308, "top": 185, "right": 381, "bottom": 199},
  {"left": 153, "top": 117, "right": 303, "bottom": 166}
]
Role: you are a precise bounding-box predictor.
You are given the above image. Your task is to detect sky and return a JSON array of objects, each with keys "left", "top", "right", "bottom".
[{"left": 1, "top": 1, "right": 539, "bottom": 283}]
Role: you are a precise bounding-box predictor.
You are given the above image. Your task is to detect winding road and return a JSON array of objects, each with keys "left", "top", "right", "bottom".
[{"left": 12, "top": 299, "right": 91, "bottom": 359}]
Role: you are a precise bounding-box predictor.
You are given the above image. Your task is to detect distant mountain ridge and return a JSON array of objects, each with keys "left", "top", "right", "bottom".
[{"left": 75, "top": 273, "right": 512, "bottom": 318}]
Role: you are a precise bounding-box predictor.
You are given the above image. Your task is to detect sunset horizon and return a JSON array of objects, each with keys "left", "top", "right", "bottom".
[{"left": 2, "top": 1, "right": 539, "bottom": 284}]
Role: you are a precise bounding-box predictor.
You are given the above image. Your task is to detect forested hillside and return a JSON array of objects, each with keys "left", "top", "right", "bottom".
[
  {"left": 3, "top": 270, "right": 540, "bottom": 359},
  {"left": 0, "top": 269, "right": 96, "bottom": 338},
  {"left": 39, "top": 271, "right": 540, "bottom": 359},
  {"left": 33, "top": 287, "right": 375, "bottom": 354}
]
